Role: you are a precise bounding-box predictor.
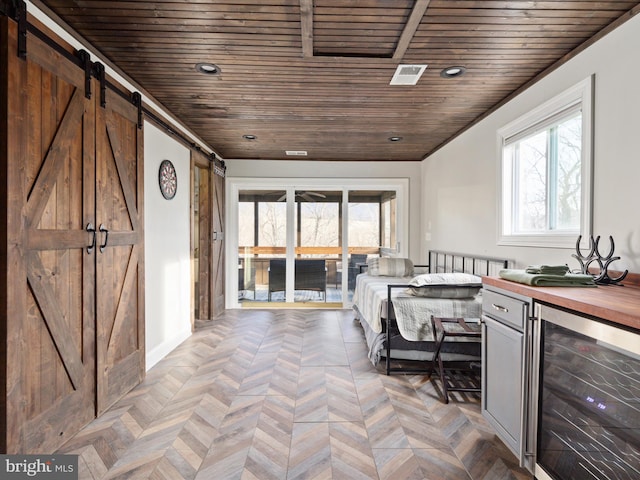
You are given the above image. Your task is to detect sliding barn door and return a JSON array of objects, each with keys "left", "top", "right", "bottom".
[
  {"left": 193, "top": 157, "right": 225, "bottom": 320},
  {"left": 2, "top": 18, "right": 145, "bottom": 451},
  {"left": 211, "top": 168, "right": 225, "bottom": 316},
  {"left": 196, "top": 164, "right": 211, "bottom": 319},
  {"left": 95, "top": 89, "right": 145, "bottom": 414},
  {"left": 4, "top": 23, "right": 96, "bottom": 453}
]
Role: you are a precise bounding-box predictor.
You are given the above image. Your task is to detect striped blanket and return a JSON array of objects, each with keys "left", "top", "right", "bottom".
[{"left": 352, "top": 273, "right": 482, "bottom": 341}]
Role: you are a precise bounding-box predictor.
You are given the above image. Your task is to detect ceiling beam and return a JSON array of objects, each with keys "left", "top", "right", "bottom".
[
  {"left": 300, "top": 0, "right": 313, "bottom": 57},
  {"left": 393, "top": 0, "right": 431, "bottom": 60}
]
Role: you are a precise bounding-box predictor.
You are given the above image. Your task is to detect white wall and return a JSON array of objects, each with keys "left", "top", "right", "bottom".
[
  {"left": 226, "top": 160, "right": 423, "bottom": 262},
  {"left": 421, "top": 15, "right": 640, "bottom": 272},
  {"left": 144, "top": 122, "right": 192, "bottom": 369}
]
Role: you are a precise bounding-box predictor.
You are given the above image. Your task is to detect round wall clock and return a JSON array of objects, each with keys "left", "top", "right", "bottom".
[{"left": 158, "top": 159, "right": 177, "bottom": 199}]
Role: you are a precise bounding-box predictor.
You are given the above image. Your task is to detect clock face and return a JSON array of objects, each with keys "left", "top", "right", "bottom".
[{"left": 159, "top": 160, "right": 177, "bottom": 199}]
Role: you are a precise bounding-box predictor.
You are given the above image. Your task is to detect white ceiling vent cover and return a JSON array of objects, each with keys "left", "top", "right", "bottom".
[
  {"left": 285, "top": 150, "right": 307, "bottom": 156},
  {"left": 390, "top": 64, "right": 428, "bottom": 85}
]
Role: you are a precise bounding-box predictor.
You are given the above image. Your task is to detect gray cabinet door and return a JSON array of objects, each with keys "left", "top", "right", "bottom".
[{"left": 482, "top": 316, "right": 524, "bottom": 455}]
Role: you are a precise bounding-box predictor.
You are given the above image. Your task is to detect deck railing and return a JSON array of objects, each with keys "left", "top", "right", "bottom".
[
  {"left": 238, "top": 246, "right": 387, "bottom": 295},
  {"left": 239, "top": 246, "right": 381, "bottom": 256}
]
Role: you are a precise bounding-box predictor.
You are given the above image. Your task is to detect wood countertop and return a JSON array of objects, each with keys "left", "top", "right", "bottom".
[{"left": 482, "top": 276, "right": 640, "bottom": 331}]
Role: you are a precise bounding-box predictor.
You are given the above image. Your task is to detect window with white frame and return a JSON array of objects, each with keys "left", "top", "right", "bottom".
[{"left": 498, "top": 76, "right": 593, "bottom": 247}]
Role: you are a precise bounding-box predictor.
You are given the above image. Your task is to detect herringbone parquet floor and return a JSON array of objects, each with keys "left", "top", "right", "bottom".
[{"left": 57, "top": 309, "right": 532, "bottom": 480}]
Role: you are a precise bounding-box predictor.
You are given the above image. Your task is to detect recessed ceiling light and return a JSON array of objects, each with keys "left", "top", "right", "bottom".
[
  {"left": 242, "top": 134, "right": 257, "bottom": 140},
  {"left": 440, "top": 66, "right": 466, "bottom": 78},
  {"left": 195, "top": 63, "right": 221, "bottom": 75},
  {"left": 389, "top": 136, "right": 403, "bottom": 142}
]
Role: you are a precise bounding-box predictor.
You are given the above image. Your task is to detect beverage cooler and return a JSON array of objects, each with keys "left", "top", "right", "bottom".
[{"left": 533, "top": 304, "right": 640, "bottom": 480}]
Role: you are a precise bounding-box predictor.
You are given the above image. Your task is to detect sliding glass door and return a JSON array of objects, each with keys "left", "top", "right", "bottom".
[
  {"left": 237, "top": 190, "right": 286, "bottom": 303},
  {"left": 294, "top": 190, "right": 341, "bottom": 304},
  {"left": 228, "top": 179, "right": 407, "bottom": 308},
  {"left": 346, "top": 190, "right": 397, "bottom": 301}
]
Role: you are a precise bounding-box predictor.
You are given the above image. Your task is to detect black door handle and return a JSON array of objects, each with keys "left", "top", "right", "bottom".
[
  {"left": 99, "top": 224, "right": 109, "bottom": 252},
  {"left": 86, "top": 223, "right": 96, "bottom": 253}
]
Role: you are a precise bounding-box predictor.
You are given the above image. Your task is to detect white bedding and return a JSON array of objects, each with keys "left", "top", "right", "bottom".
[{"left": 352, "top": 273, "right": 482, "bottom": 341}]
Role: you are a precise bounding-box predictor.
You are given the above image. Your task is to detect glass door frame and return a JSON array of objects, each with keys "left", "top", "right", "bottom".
[{"left": 226, "top": 177, "right": 409, "bottom": 308}]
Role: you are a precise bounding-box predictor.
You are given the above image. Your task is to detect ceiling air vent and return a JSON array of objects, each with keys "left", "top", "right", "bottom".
[
  {"left": 389, "top": 64, "right": 428, "bottom": 86},
  {"left": 286, "top": 150, "right": 308, "bottom": 156}
]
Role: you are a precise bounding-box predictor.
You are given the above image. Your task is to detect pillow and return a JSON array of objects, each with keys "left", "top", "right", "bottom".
[
  {"left": 406, "top": 272, "right": 482, "bottom": 298},
  {"left": 367, "top": 257, "right": 414, "bottom": 277}
]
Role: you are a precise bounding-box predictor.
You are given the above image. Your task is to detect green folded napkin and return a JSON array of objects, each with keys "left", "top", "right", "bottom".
[
  {"left": 499, "top": 269, "right": 596, "bottom": 287},
  {"left": 525, "top": 264, "right": 570, "bottom": 275}
]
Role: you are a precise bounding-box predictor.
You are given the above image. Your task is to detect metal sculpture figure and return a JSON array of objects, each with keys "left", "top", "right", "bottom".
[{"left": 572, "top": 235, "right": 628, "bottom": 285}]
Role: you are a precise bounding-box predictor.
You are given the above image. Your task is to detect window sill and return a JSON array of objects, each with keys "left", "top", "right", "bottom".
[{"left": 498, "top": 233, "right": 581, "bottom": 249}]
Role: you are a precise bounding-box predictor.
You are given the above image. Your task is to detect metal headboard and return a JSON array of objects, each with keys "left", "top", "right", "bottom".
[{"left": 427, "top": 250, "right": 509, "bottom": 277}]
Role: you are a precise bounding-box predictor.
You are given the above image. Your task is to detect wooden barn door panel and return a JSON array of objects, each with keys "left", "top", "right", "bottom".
[
  {"left": 5, "top": 24, "right": 96, "bottom": 453},
  {"left": 193, "top": 155, "right": 225, "bottom": 320},
  {"left": 3, "top": 17, "right": 145, "bottom": 452},
  {"left": 95, "top": 89, "right": 144, "bottom": 414},
  {"left": 196, "top": 166, "right": 211, "bottom": 319},
  {"left": 211, "top": 170, "right": 225, "bottom": 317}
]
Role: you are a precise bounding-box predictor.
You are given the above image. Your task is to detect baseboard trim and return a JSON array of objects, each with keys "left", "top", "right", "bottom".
[{"left": 146, "top": 328, "right": 192, "bottom": 371}]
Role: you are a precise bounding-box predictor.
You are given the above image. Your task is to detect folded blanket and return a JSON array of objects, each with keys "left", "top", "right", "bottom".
[
  {"left": 525, "top": 264, "right": 570, "bottom": 275},
  {"left": 499, "top": 269, "right": 596, "bottom": 287}
]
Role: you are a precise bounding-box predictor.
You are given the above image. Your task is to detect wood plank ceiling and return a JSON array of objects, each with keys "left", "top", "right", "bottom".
[{"left": 33, "top": 0, "right": 640, "bottom": 162}]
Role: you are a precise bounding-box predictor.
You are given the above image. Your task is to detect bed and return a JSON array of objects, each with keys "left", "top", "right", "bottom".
[{"left": 353, "top": 250, "right": 509, "bottom": 375}]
